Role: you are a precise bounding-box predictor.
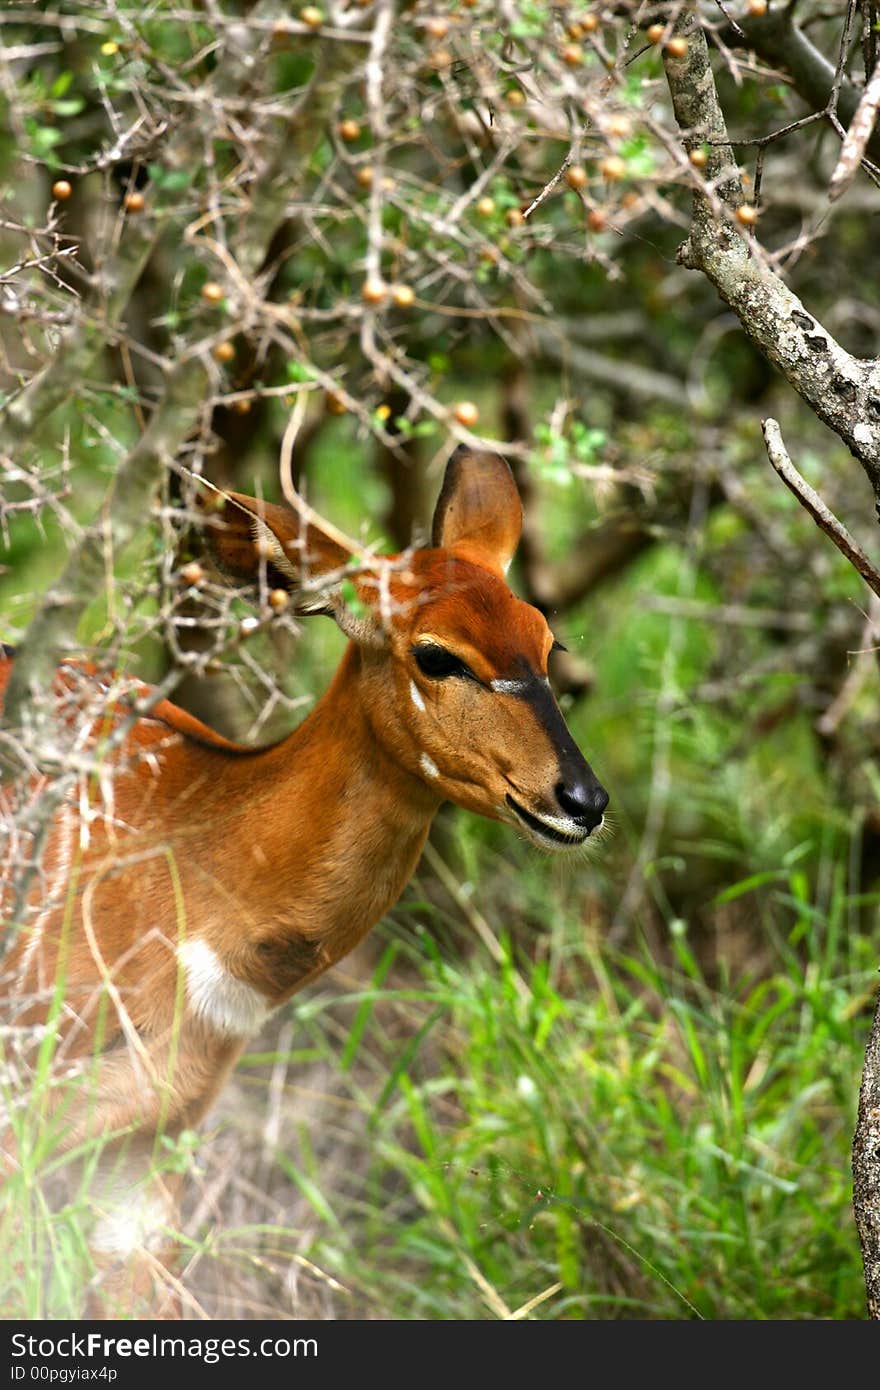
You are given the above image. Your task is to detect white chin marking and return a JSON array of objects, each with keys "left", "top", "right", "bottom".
[
  {"left": 179, "top": 938, "right": 271, "bottom": 1038},
  {"left": 420, "top": 752, "right": 440, "bottom": 779},
  {"left": 529, "top": 827, "right": 587, "bottom": 851},
  {"left": 410, "top": 679, "right": 426, "bottom": 713},
  {"left": 511, "top": 805, "right": 593, "bottom": 851}
]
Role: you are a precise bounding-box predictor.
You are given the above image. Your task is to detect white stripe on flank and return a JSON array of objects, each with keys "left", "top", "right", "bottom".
[
  {"left": 410, "top": 680, "right": 426, "bottom": 712},
  {"left": 179, "top": 938, "right": 271, "bottom": 1038},
  {"left": 420, "top": 753, "right": 440, "bottom": 779}
]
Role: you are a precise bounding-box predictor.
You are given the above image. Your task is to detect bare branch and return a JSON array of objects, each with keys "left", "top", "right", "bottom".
[
  {"left": 718, "top": 1, "right": 880, "bottom": 167},
  {"left": 761, "top": 417, "right": 880, "bottom": 600},
  {"left": 662, "top": 8, "right": 880, "bottom": 502},
  {"left": 854, "top": 990, "right": 880, "bottom": 1319},
  {"left": 830, "top": 60, "right": 880, "bottom": 202}
]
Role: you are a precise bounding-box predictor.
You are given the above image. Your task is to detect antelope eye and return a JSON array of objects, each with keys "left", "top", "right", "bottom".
[{"left": 413, "top": 644, "right": 471, "bottom": 680}]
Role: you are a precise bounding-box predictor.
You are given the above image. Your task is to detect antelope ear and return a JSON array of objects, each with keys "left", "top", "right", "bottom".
[
  {"left": 431, "top": 446, "right": 522, "bottom": 574},
  {"left": 203, "top": 491, "right": 379, "bottom": 643}
]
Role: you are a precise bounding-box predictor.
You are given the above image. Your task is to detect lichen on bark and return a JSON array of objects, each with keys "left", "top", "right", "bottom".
[{"left": 662, "top": 5, "right": 880, "bottom": 501}]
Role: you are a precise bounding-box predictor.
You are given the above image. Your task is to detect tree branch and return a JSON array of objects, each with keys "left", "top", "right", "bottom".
[
  {"left": 0, "top": 358, "right": 205, "bottom": 742},
  {"left": 0, "top": 35, "right": 361, "bottom": 750},
  {"left": 662, "top": 6, "right": 880, "bottom": 505},
  {"left": 536, "top": 327, "right": 685, "bottom": 406},
  {"left": 761, "top": 418, "right": 880, "bottom": 599},
  {"left": 0, "top": 2, "right": 348, "bottom": 449},
  {"left": 854, "top": 989, "right": 880, "bottom": 1319},
  {"left": 717, "top": 4, "right": 880, "bottom": 168}
]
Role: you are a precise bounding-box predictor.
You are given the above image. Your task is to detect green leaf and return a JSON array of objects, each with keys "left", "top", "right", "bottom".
[
  {"left": 146, "top": 163, "right": 192, "bottom": 193},
  {"left": 284, "top": 360, "right": 314, "bottom": 383},
  {"left": 51, "top": 99, "right": 85, "bottom": 118},
  {"left": 49, "top": 72, "right": 74, "bottom": 98}
]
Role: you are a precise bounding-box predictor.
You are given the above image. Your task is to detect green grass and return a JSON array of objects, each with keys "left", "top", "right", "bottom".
[
  {"left": 1, "top": 415, "right": 877, "bottom": 1320},
  {"left": 3, "top": 828, "right": 873, "bottom": 1319},
  {"left": 253, "top": 845, "right": 874, "bottom": 1321}
]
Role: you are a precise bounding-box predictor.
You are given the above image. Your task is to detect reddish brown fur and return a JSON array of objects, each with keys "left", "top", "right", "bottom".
[{"left": 0, "top": 449, "right": 605, "bottom": 1315}]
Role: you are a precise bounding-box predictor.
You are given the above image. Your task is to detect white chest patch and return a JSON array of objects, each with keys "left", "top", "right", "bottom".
[
  {"left": 419, "top": 752, "right": 440, "bottom": 779},
  {"left": 179, "top": 938, "right": 272, "bottom": 1038}
]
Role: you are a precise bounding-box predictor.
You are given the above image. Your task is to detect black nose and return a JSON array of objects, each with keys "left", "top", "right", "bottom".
[{"left": 555, "top": 778, "right": 609, "bottom": 831}]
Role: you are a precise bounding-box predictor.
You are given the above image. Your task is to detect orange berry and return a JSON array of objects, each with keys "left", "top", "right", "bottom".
[
  {"left": 506, "top": 208, "right": 525, "bottom": 227},
  {"left": 201, "top": 281, "right": 224, "bottom": 304},
  {"left": 179, "top": 561, "right": 204, "bottom": 586},
  {"left": 505, "top": 88, "right": 526, "bottom": 106},
  {"left": 362, "top": 277, "right": 388, "bottom": 304},
  {"left": 476, "top": 195, "right": 496, "bottom": 217},
  {"left": 689, "top": 147, "right": 708, "bottom": 168},
  {"left": 452, "top": 401, "right": 479, "bottom": 427},
  {"left": 567, "top": 22, "right": 584, "bottom": 40},
  {"left": 268, "top": 588, "right": 290, "bottom": 612},
  {"left": 581, "top": 13, "right": 599, "bottom": 32},
  {"left": 561, "top": 43, "right": 583, "bottom": 65},
  {"left": 299, "top": 6, "right": 324, "bottom": 27},
  {"left": 599, "top": 155, "right": 626, "bottom": 181},
  {"left": 425, "top": 16, "right": 449, "bottom": 39},
  {"left": 646, "top": 24, "right": 665, "bottom": 44},
  {"left": 213, "top": 341, "right": 235, "bottom": 363},
  {"left": 587, "top": 208, "right": 607, "bottom": 232},
  {"left": 51, "top": 179, "right": 72, "bottom": 201},
  {"left": 232, "top": 398, "right": 252, "bottom": 414},
  {"left": 606, "top": 114, "right": 631, "bottom": 139},
  {"left": 124, "top": 190, "right": 145, "bottom": 212},
  {"left": 747, "top": 0, "right": 768, "bottom": 14},
  {"left": 666, "top": 36, "right": 688, "bottom": 58},
  {"left": 339, "top": 119, "right": 361, "bottom": 142},
  {"left": 391, "top": 283, "right": 415, "bottom": 307},
  {"left": 325, "top": 391, "right": 349, "bottom": 415},
  {"left": 735, "top": 203, "right": 760, "bottom": 226},
  {"left": 381, "top": 175, "right": 397, "bottom": 192},
  {"left": 356, "top": 165, "right": 374, "bottom": 188},
  {"left": 565, "top": 164, "right": 588, "bottom": 190}
]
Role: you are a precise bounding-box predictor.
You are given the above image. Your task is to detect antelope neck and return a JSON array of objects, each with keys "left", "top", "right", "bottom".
[{"left": 200, "top": 646, "right": 438, "bottom": 947}]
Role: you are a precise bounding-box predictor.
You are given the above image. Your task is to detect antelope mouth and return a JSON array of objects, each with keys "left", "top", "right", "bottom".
[{"left": 505, "top": 793, "right": 592, "bottom": 848}]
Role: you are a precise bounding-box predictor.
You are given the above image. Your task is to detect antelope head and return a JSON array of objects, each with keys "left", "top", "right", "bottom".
[{"left": 208, "top": 446, "right": 608, "bottom": 851}]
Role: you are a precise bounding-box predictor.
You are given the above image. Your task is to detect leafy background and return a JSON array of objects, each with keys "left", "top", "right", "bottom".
[{"left": 1, "top": 1, "right": 878, "bottom": 1319}]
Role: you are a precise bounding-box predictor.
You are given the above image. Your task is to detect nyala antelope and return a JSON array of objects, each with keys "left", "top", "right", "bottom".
[{"left": 0, "top": 447, "right": 608, "bottom": 1316}]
